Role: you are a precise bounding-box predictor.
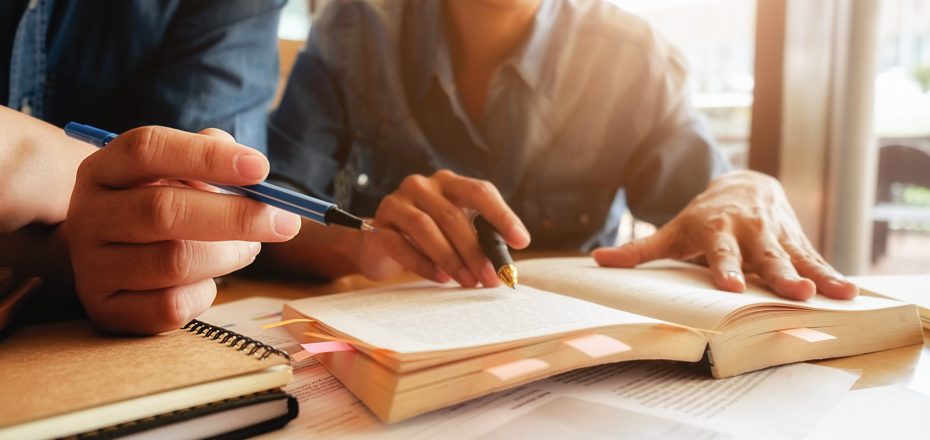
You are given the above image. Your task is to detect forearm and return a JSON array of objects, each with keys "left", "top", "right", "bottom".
[
  {"left": 0, "top": 106, "right": 95, "bottom": 230},
  {"left": 0, "top": 223, "right": 73, "bottom": 291},
  {"left": 256, "top": 218, "right": 363, "bottom": 280}
]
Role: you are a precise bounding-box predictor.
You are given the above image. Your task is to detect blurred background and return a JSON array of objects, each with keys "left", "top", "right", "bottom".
[{"left": 275, "top": 0, "right": 930, "bottom": 276}]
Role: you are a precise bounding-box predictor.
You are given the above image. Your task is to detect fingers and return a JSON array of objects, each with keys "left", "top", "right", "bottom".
[
  {"left": 434, "top": 171, "right": 530, "bottom": 249},
  {"left": 86, "top": 185, "right": 301, "bottom": 243},
  {"left": 782, "top": 242, "right": 858, "bottom": 299},
  {"left": 701, "top": 232, "right": 746, "bottom": 293},
  {"left": 592, "top": 223, "right": 676, "bottom": 268},
  {"left": 376, "top": 194, "right": 477, "bottom": 286},
  {"left": 81, "top": 126, "right": 269, "bottom": 188},
  {"left": 362, "top": 227, "right": 449, "bottom": 283},
  {"left": 90, "top": 279, "right": 218, "bottom": 335},
  {"left": 744, "top": 233, "right": 816, "bottom": 300},
  {"left": 405, "top": 186, "right": 496, "bottom": 287},
  {"left": 80, "top": 240, "right": 261, "bottom": 292}
]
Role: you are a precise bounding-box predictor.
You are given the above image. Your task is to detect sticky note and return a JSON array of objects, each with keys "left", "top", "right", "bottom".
[
  {"left": 260, "top": 318, "right": 315, "bottom": 330},
  {"left": 563, "top": 334, "right": 632, "bottom": 358},
  {"left": 291, "top": 350, "right": 313, "bottom": 362},
  {"left": 485, "top": 359, "right": 549, "bottom": 381},
  {"left": 779, "top": 327, "right": 837, "bottom": 343},
  {"left": 301, "top": 341, "right": 357, "bottom": 354}
]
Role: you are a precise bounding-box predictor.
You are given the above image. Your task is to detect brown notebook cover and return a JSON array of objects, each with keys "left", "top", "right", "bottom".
[{"left": 0, "top": 319, "right": 292, "bottom": 436}]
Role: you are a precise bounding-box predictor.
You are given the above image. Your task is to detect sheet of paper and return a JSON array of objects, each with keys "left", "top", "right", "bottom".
[
  {"left": 200, "top": 298, "right": 859, "bottom": 440},
  {"left": 805, "top": 385, "right": 930, "bottom": 439},
  {"left": 519, "top": 258, "right": 903, "bottom": 330},
  {"left": 286, "top": 283, "right": 668, "bottom": 354}
]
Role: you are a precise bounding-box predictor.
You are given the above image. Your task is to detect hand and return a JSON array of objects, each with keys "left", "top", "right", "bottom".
[
  {"left": 67, "top": 126, "right": 302, "bottom": 334},
  {"left": 592, "top": 170, "right": 858, "bottom": 300},
  {"left": 356, "top": 170, "right": 530, "bottom": 287}
]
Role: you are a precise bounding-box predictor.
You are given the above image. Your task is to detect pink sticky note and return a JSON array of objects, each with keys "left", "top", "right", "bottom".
[
  {"left": 484, "top": 359, "right": 549, "bottom": 381},
  {"left": 301, "top": 341, "right": 357, "bottom": 354},
  {"left": 779, "top": 327, "right": 837, "bottom": 343},
  {"left": 291, "top": 350, "right": 313, "bottom": 362},
  {"left": 563, "top": 334, "right": 632, "bottom": 358}
]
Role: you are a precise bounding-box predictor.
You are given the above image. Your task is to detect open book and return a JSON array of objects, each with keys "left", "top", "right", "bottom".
[{"left": 281, "top": 258, "right": 923, "bottom": 423}]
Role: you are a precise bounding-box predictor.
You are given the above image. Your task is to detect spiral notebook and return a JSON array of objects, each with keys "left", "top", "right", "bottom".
[{"left": 0, "top": 319, "right": 295, "bottom": 439}]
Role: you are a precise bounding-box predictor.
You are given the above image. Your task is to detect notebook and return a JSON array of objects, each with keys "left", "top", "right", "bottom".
[
  {"left": 0, "top": 319, "right": 296, "bottom": 439},
  {"left": 280, "top": 257, "right": 923, "bottom": 423}
]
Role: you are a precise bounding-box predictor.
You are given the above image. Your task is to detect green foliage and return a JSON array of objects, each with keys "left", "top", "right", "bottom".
[{"left": 914, "top": 65, "right": 930, "bottom": 93}]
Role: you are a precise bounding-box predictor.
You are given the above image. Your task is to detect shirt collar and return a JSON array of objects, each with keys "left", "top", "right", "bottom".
[{"left": 402, "top": 0, "right": 562, "bottom": 103}]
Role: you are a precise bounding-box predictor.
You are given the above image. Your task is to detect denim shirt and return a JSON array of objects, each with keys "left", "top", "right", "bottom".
[
  {"left": 269, "top": 0, "right": 729, "bottom": 250},
  {"left": 1, "top": 0, "right": 284, "bottom": 150}
]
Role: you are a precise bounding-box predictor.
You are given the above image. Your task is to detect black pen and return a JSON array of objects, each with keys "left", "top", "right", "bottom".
[{"left": 473, "top": 216, "right": 518, "bottom": 289}]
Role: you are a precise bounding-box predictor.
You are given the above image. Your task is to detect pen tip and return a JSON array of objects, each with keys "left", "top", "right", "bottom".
[
  {"left": 361, "top": 222, "right": 377, "bottom": 233},
  {"left": 498, "top": 265, "right": 518, "bottom": 290}
]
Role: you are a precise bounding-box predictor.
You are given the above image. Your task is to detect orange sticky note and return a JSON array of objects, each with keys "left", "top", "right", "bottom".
[
  {"left": 291, "top": 350, "right": 313, "bottom": 362},
  {"left": 563, "top": 334, "right": 632, "bottom": 358},
  {"left": 301, "top": 341, "right": 357, "bottom": 354},
  {"left": 484, "top": 359, "right": 549, "bottom": 381},
  {"left": 779, "top": 327, "right": 837, "bottom": 343}
]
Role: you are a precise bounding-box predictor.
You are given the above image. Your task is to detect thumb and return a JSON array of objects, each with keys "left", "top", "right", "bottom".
[{"left": 592, "top": 224, "right": 675, "bottom": 268}]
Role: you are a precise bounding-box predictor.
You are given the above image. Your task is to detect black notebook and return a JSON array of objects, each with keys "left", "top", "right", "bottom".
[{"left": 0, "top": 319, "right": 297, "bottom": 439}]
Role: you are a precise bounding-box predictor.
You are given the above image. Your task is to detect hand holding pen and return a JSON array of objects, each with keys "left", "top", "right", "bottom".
[
  {"left": 355, "top": 170, "right": 530, "bottom": 287},
  {"left": 65, "top": 125, "right": 367, "bottom": 334}
]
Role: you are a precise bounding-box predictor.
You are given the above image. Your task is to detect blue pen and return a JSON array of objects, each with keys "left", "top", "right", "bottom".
[{"left": 65, "top": 122, "right": 375, "bottom": 232}]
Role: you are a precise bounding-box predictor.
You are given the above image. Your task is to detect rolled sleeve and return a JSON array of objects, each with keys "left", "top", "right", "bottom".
[{"left": 620, "top": 45, "right": 729, "bottom": 226}]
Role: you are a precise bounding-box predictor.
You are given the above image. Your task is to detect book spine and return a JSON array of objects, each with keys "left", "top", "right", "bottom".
[{"left": 182, "top": 320, "right": 290, "bottom": 361}]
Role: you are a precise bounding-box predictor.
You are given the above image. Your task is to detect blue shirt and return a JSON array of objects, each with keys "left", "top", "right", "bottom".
[
  {"left": 1, "top": 0, "right": 284, "bottom": 150},
  {"left": 269, "top": 0, "right": 729, "bottom": 250}
]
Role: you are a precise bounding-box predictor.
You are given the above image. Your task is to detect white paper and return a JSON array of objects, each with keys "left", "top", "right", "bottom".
[
  {"left": 199, "top": 298, "right": 860, "bottom": 440},
  {"left": 805, "top": 385, "right": 930, "bottom": 439}
]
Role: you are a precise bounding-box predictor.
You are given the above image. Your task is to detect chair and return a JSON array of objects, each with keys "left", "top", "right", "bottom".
[{"left": 871, "top": 144, "right": 930, "bottom": 263}]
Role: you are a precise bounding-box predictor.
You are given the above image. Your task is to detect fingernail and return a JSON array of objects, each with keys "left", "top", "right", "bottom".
[
  {"left": 458, "top": 268, "right": 477, "bottom": 287},
  {"left": 249, "top": 241, "right": 262, "bottom": 256},
  {"left": 727, "top": 270, "right": 744, "bottom": 283},
  {"left": 235, "top": 154, "right": 268, "bottom": 180},
  {"left": 273, "top": 210, "right": 301, "bottom": 237},
  {"left": 434, "top": 269, "right": 452, "bottom": 284}
]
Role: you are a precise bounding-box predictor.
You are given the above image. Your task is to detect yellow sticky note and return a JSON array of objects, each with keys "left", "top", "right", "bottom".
[
  {"left": 563, "top": 334, "right": 632, "bottom": 358},
  {"left": 779, "top": 327, "right": 837, "bottom": 343},
  {"left": 485, "top": 359, "right": 549, "bottom": 381},
  {"left": 260, "top": 318, "right": 314, "bottom": 330}
]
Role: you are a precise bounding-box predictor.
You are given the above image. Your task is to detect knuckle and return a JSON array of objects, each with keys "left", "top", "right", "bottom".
[
  {"left": 400, "top": 174, "right": 429, "bottom": 193},
  {"left": 146, "top": 189, "right": 183, "bottom": 235},
  {"left": 227, "top": 200, "right": 257, "bottom": 237},
  {"left": 375, "top": 194, "right": 401, "bottom": 218},
  {"left": 433, "top": 169, "right": 457, "bottom": 180},
  {"left": 708, "top": 244, "right": 736, "bottom": 259},
  {"left": 760, "top": 248, "right": 790, "bottom": 261},
  {"left": 161, "top": 240, "right": 194, "bottom": 282},
  {"left": 705, "top": 214, "right": 731, "bottom": 232},
  {"left": 407, "top": 210, "right": 433, "bottom": 231},
  {"left": 123, "top": 126, "right": 161, "bottom": 167}
]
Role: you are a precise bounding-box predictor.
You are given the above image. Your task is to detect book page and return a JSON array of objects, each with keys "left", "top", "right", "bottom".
[
  {"left": 286, "top": 282, "right": 667, "bottom": 354},
  {"left": 519, "top": 258, "right": 904, "bottom": 330}
]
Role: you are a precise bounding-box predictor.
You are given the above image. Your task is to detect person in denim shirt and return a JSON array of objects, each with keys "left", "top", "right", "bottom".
[
  {"left": 267, "top": 0, "right": 859, "bottom": 301},
  {"left": 0, "top": 0, "right": 305, "bottom": 334}
]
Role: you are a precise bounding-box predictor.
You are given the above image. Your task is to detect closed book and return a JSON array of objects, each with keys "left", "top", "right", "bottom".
[{"left": 0, "top": 320, "right": 295, "bottom": 439}]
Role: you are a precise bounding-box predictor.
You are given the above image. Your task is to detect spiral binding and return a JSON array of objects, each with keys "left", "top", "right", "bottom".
[{"left": 182, "top": 320, "right": 291, "bottom": 361}]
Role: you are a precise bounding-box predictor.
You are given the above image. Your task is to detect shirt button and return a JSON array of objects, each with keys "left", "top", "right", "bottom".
[
  {"left": 579, "top": 214, "right": 591, "bottom": 226},
  {"left": 356, "top": 173, "right": 369, "bottom": 188},
  {"left": 20, "top": 98, "right": 32, "bottom": 116},
  {"left": 27, "top": 0, "right": 38, "bottom": 10},
  {"left": 542, "top": 218, "right": 553, "bottom": 230}
]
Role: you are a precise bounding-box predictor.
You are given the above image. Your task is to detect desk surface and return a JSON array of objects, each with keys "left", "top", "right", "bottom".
[{"left": 215, "top": 274, "right": 930, "bottom": 395}]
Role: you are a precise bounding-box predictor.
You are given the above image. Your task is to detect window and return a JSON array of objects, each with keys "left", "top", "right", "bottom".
[{"left": 870, "top": 0, "right": 930, "bottom": 274}]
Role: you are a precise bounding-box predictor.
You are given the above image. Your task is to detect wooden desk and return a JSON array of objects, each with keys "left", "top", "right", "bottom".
[{"left": 215, "top": 274, "right": 930, "bottom": 396}]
